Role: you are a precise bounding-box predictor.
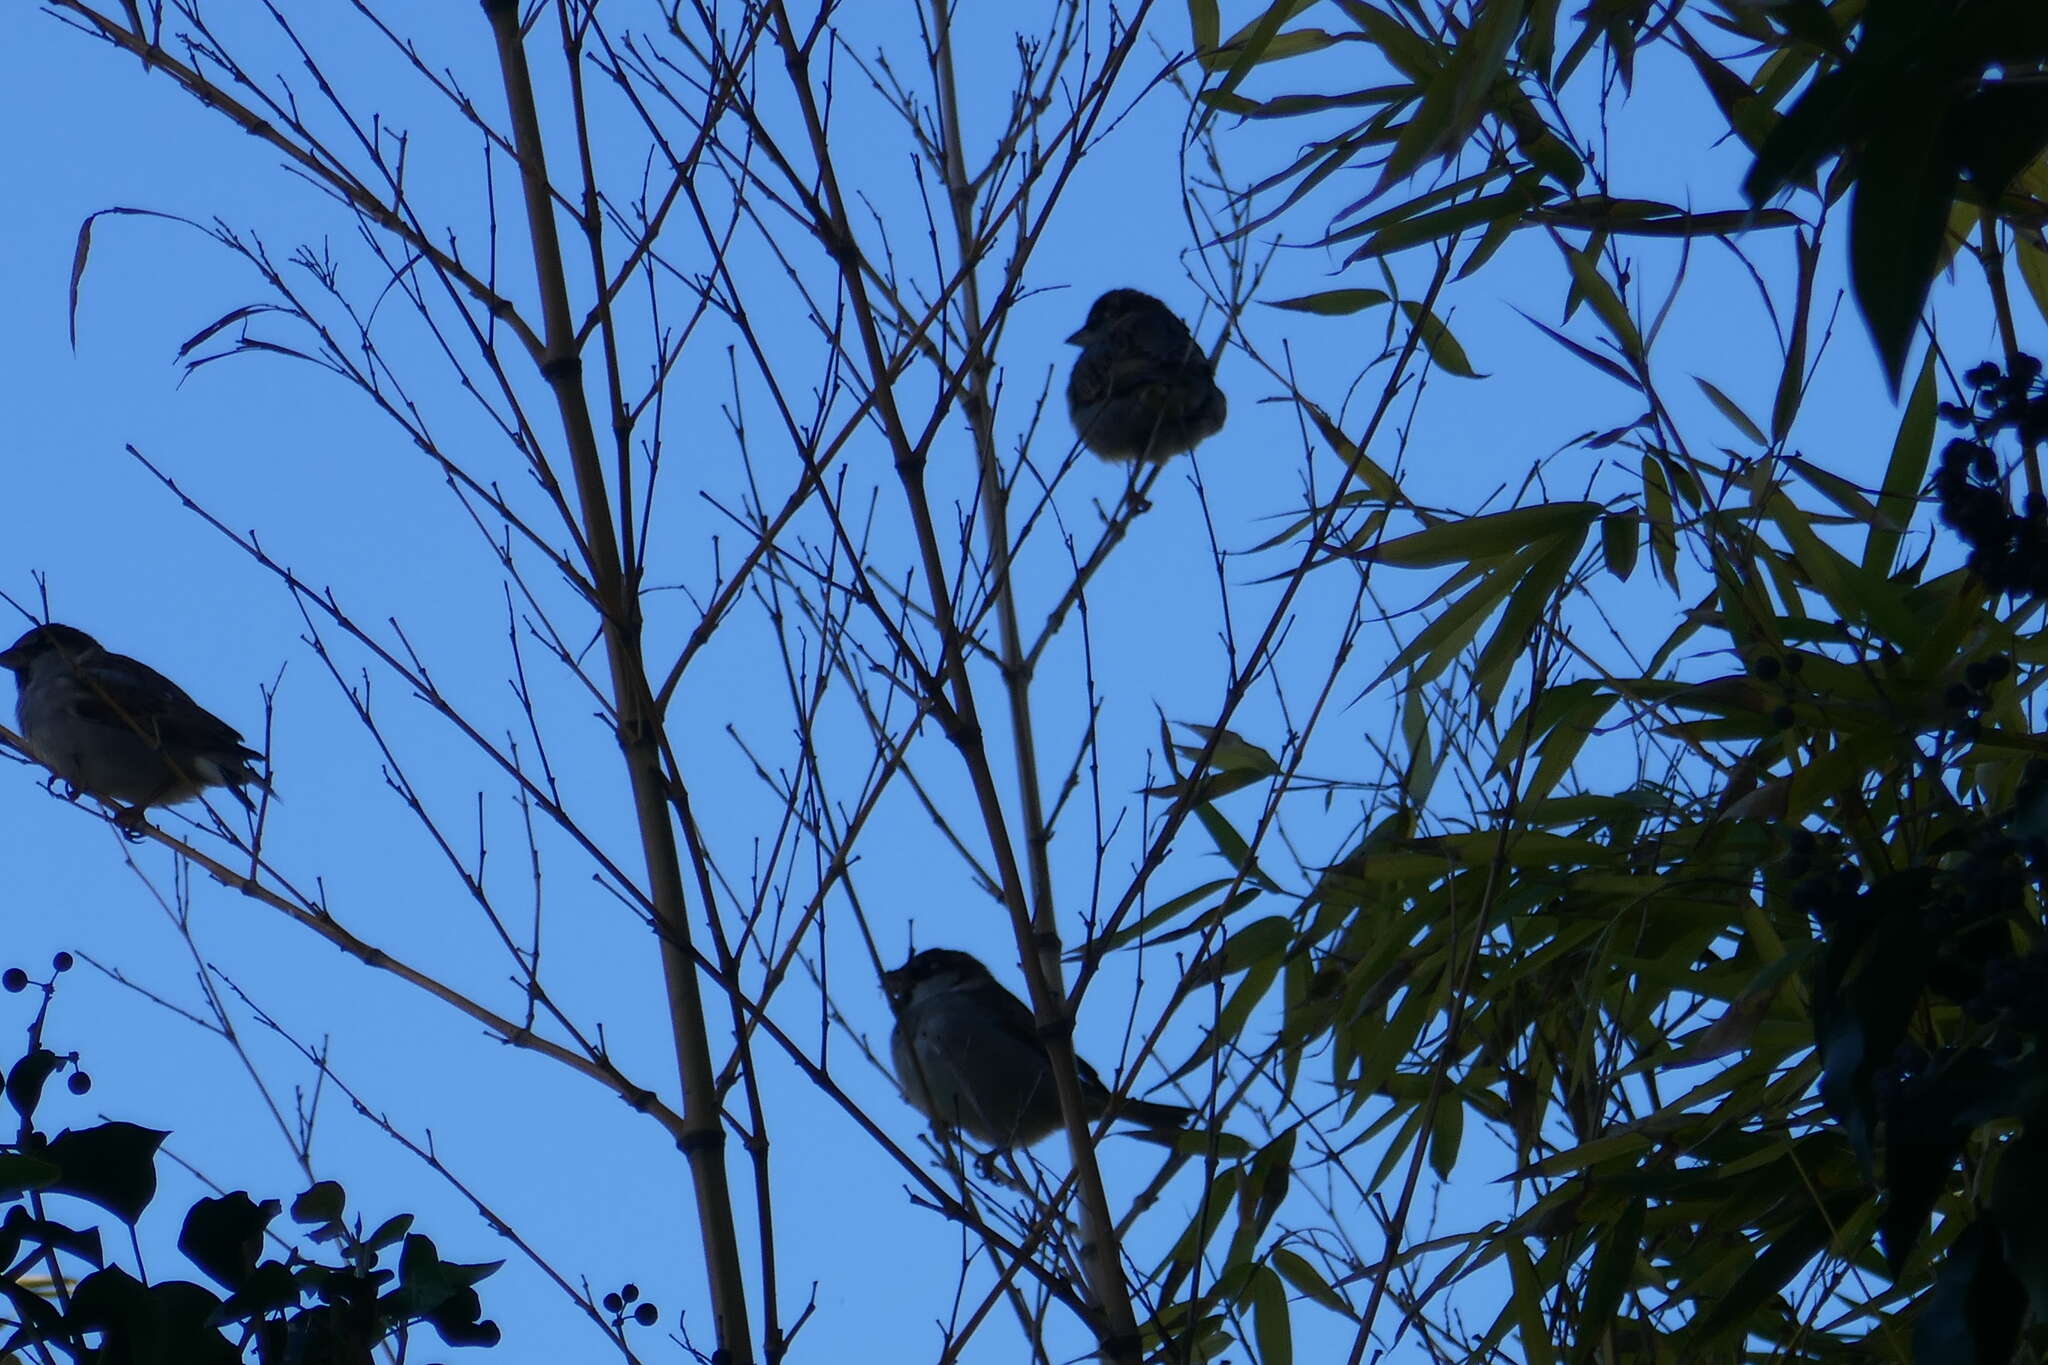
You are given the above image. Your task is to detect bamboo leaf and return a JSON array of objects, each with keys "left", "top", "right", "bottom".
[
  {"left": 1864, "top": 351, "right": 1935, "bottom": 573},
  {"left": 1694, "top": 376, "right": 1767, "bottom": 447},
  {"left": 1266, "top": 288, "right": 1391, "bottom": 315},
  {"left": 1244, "top": 1264, "right": 1293, "bottom": 1365},
  {"left": 1518, "top": 308, "right": 1640, "bottom": 388},
  {"left": 1361, "top": 501, "right": 1601, "bottom": 568},
  {"left": 1600, "top": 510, "right": 1639, "bottom": 581},
  {"left": 1770, "top": 230, "right": 1819, "bottom": 442},
  {"left": 1562, "top": 243, "right": 1644, "bottom": 364},
  {"left": 1398, "top": 300, "right": 1482, "bottom": 377},
  {"left": 1271, "top": 1247, "right": 1353, "bottom": 1316}
]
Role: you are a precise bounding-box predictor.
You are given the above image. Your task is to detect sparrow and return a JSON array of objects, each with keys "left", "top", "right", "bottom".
[
  {"left": 883, "top": 947, "right": 1194, "bottom": 1149},
  {"left": 1065, "top": 288, "right": 1227, "bottom": 462},
  {"left": 0, "top": 623, "right": 269, "bottom": 819}
]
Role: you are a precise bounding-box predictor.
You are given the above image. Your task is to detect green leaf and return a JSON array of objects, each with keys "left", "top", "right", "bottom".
[
  {"left": 1599, "top": 510, "right": 1638, "bottom": 581},
  {"left": 1378, "top": 0, "right": 1526, "bottom": 187},
  {"left": 1562, "top": 243, "right": 1643, "bottom": 365},
  {"left": 1426, "top": 1093, "right": 1463, "bottom": 1179},
  {"left": 179, "top": 1193, "right": 279, "bottom": 1292},
  {"left": 1505, "top": 1131, "right": 1649, "bottom": 1180},
  {"left": 1337, "top": 0, "right": 1444, "bottom": 83},
  {"left": 1205, "top": 0, "right": 1317, "bottom": 90},
  {"left": 1641, "top": 454, "right": 1679, "bottom": 588},
  {"left": 1233, "top": 1128, "right": 1298, "bottom": 1257},
  {"left": 2017, "top": 234, "right": 2048, "bottom": 328},
  {"left": 1090, "top": 881, "right": 1261, "bottom": 956},
  {"left": 1270, "top": 1246, "right": 1353, "bottom": 1316},
  {"left": 1369, "top": 555, "right": 1521, "bottom": 692},
  {"left": 1299, "top": 398, "right": 1407, "bottom": 505},
  {"left": 6, "top": 1048, "right": 60, "bottom": 1120},
  {"left": 1473, "top": 530, "right": 1582, "bottom": 712},
  {"left": 1762, "top": 488, "right": 1919, "bottom": 642},
  {"left": 1864, "top": 351, "right": 1935, "bottom": 573},
  {"left": 1195, "top": 803, "right": 1272, "bottom": 886},
  {"left": 1244, "top": 1263, "right": 1293, "bottom": 1365},
  {"left": 1993, "top": 1132, "right": 2048, "bottom": 1321},
  {"left": 1689, "top": 1203, "right": 1838, "bottom": 1342},
  {"left": 366, "top": 1212, "right": 415, "bottom": 1251},
  {"left": 1678, "top": 28, "right": 1780, "bottom": 153},
  {"left": 1346, "top": 180, "right": 1549, "bottom": 261},
  {"left": 1771, "top": 231, "right": 1819, "bottom": 442},
  {"left": 1180, "top": 724, "right": 1283, "bottom": 776},
  {"left": 1781, "top": 455, "right": 1880, "bottom": 525},
  {"left": 1516, "top": 684, "right": 1620, "bottom": 801},
  {"left": 1573, "top": 1198, "right": 1645, "bottom": 1360},
  {"left": 1912, "top": 1222, "right": 2026, "bottom": 1365},
  {"left": 1143, "top": 768, "right": 1269, "bottom": 802},
  {"left": 1694, "top": 377, "right": 1767, "bottom": 447},
  {"left": 1266, "top": 288, "right": 1391, "bottom": 315},
  {"left": 1209, "top": 916, "right": 1292, "bottom": 978},
  {"left": 1531, "top": 198, "right": 1802, "bottom": 235},
  {"left": 292, "top": 1180, "right": 346, "bottom": 1224},
  {"left": 1363, "top": 501, "right": 1600, "bottom": 568},
  {"left": 1518, "top": 308, "right": 1639, "bottom": 389},
  {"left": 45, "top": 1122, "right": 167, "bottom": 1225},
  {"left": 1502, "top": 1240, "right": 1558, "bottom": 1365},
  {"left": 1172, "top": 951, "right": 1284, "bottom": 1078},
  {"left": 1398, "top": 299, "right": 1482, "bottom": 377},
  {"left": 1848, "top": 94, "right": 1958, "bottom": 387},
  {"left": 67, "top": 1268, "right": 236, "bottom": 1365},
  {"left": 0, "top": 1152, "right": 61, "bottom": 1198}
]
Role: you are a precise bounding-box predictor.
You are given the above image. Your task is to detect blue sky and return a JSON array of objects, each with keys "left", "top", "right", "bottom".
[{"left": 0, "top": 4, "right": 1996, "bottom": 1363}]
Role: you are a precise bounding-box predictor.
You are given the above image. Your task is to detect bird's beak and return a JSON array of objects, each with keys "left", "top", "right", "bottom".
[
  {"left": 1064, "top": 327, "right": 1090, "bottom": 346},
  {"left": 0, "top": 646, "right": 24, "bottom": 670}
]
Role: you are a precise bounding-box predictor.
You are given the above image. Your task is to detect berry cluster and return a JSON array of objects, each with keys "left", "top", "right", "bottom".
[
  {"left": 1790, "top": 758, "right": 2048, "bottom": 1035},
  {"left": 1940, "top": 356, "right": 2048, "bottom": 446},
  {"left": 602, "top": 1282, "right": 659, "bottom": 1330},
  {"left": 1782, "top": 827, "right": 1857, "bottom": 926},
  {"left": 1749, "top": 651, "right": 1807, "bottom": 730},
  {"left": 1, "top": 952, "right": 90, "bottom": 1096},
  {"left": 1934, "top": 356, "right": 2048, "bottom": 595},
  {"left": 1940, "top": 652, "right": 2012, "bottom": 746}
]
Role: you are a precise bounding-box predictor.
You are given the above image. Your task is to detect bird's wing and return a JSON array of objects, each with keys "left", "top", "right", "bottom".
[
  {"left": 71, "top": 652, "right": 255, "bottom": 759},
  {"left": 980, "top": 979, "right": 1049, "bottom": 1055},
  {"left": 1076, "top": 322, "right": 1213, "bottom": 408},
  {"left": 1129, "top": 313, "right": 1206, "bottom": 369},
  {"left": 979, "top": 981, "right": 1113, "bottom": 1091}
]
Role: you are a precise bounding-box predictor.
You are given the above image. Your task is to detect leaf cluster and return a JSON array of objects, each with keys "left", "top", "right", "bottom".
[{"left": 0, "top": 970, "right": 500, "bottom": 1364}]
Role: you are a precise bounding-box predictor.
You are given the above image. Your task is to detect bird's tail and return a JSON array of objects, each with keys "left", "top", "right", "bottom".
[
  {"left": 1116, "top": 1096, "right": 1196, "bottom": 1131},
  {"left": 224, "top": 749, "right": 276, "bottom": 809}
]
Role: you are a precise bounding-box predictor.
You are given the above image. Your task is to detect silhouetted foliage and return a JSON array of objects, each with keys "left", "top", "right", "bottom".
[{"left": 0, "top": 963, "right": 500, "bottom": 1363}]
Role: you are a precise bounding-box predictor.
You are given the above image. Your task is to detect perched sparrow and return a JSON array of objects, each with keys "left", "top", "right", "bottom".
[
  {"left": 0, "top": 623, "right": 269, "bottom": 817},
  {"left": 883, "top": 947, "right": 1193, "bottom": 1149},
  {"left": 1065, "top": 288, "right": 1227, "bottom": 462}
]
